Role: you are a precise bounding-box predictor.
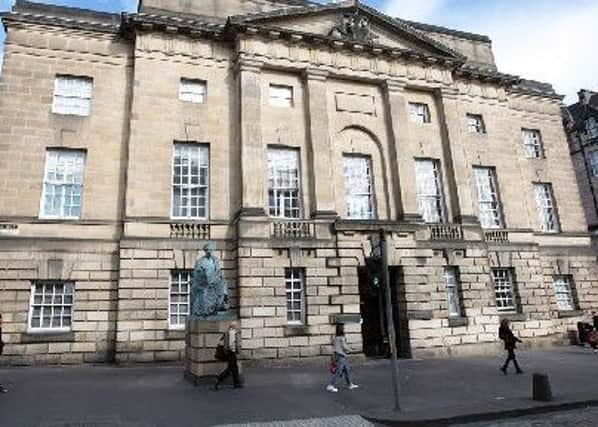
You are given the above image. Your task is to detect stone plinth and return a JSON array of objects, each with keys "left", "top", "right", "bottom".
[{"left": 185, "top": 317, "right": 238, "bottom": 384}]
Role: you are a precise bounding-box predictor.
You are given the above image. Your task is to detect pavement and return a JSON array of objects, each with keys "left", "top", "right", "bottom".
[{"left": 0, "top": 346, "right": 597, "bottom": 427}]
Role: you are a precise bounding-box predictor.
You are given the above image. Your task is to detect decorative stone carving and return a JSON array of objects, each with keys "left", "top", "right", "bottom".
[{"left": 328, "top": 12, "right": 376, "bottom": 44}]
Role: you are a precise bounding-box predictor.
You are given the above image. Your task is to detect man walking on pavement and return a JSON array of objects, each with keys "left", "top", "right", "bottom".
[
  {"left": 0, "top": 314, "right": 8, "bottom": 393},
  {"left": 214, "top": 321, "right": 242, "bottom": 390}
]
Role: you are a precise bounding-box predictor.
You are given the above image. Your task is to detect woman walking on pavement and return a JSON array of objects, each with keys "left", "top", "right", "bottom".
[
  {"left": 0, "top": 314, "right": 8, "bottom": 393},
  {"left": 327, "top": 323, "right": 359, "bottom": 393},
  {"left": 499, "top": 318, "right": 523, "bottom": 375},
  {"left": 214, "top": 321, "right": 242, "bottom": 390}
]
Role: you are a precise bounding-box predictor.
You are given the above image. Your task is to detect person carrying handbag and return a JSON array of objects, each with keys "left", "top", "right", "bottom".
[
  {"left": 214, "top": 321, "right": 242, "bottom": 390},
  {"left": 499, "top": 318, "right": 523, "bottom": 375},
  {"left": 326, "top": 323, "right": 359, "bottom": 393},
  {"left": 0, "top": 314, "right": 8, "bottom": 393}
]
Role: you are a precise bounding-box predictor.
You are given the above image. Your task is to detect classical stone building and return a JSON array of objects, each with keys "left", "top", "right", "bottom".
[
  {"left": 563, "top": 89, "right": 598, "bottom": 250},
  {"left": 0, "top": 0, "right": 596, "bottom": 366}
]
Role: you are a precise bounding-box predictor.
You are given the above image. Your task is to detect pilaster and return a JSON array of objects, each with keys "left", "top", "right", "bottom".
[
  {"left": 237, "top": 59, "right": 266, "bottom": 217},
  {"left": 437, "top": 87, "right": 478, "bottom": 225},
  {"left": 304, "top": 69, "right": 337, "bottom": 219},
  {"left": 384, "top": 79, "right": 421, "bottom": 222}
]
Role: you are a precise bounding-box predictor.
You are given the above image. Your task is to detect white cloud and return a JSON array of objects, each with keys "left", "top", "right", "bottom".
[{"left": 381, "top": 0, "right": 598, "bottom": 103}]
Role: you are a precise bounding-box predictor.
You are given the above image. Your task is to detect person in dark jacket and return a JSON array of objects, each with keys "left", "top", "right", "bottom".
[
  {"left": 214, "top": 321, "right": 242, "bottom": 390},
  {"left": 592, "top": 311, "right": 598, "bottom": 332},
  {"left": 499, "top": 318, "right": 523, "bottom": 375},
  {"left": 0, "top": 314, "right": 8, "bottom": 393}
]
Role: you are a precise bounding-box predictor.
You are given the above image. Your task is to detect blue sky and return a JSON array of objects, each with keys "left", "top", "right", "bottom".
[{"left": 1, "top": 0, "right": 597, "bottom": 103}]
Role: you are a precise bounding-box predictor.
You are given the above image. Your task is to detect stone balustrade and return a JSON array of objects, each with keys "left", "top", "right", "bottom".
[
  {"left": 271, "top": 220, "right": 315, "bottom": 239},
  {"left": 429, "top": 224, "right": 464, "bottom": 241},
  {"left": 485, "top": 230, "right": 509, "bottom": 243},
  {"left": 170, "top": 223, "right": 210, "bottom": 240}
]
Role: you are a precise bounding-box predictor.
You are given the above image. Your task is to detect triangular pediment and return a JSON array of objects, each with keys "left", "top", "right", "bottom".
[{"left": 231, "top": 2, "right": 461, "bottom": 60}]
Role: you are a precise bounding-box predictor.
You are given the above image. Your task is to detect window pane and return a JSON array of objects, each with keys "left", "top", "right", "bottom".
[
  {"left": 172, "top": 144, "right": 209, "bottom": 219},
  {"left": 473, "top": 167, "right": 503, "bottom": 228},
  {"left": 41, "top": 150, "right": 86, "bottom": 219},
  {"left": 522, "top": 129, "right": 544, "bottom": 158},
  {"left": 52, "top": 76, "right": 93, "bottom": 116},
  {"left": 179, "top": 79, "right": 206, "bottom": 104},
  {"left": 492, "top": 269, "right": 516, "bottom": 311},
  {"left": 343, "top": 155, "right": 375, "bottom": 219},
  {"left": 534, "top": 183, "right": 559, "bottom": 232},
  {"left": 414, "top": 160, "right": 444, "bottom": 223},
  {"left": 29, "top": 282, "right": 74, "bottom": 330},
  {"left": 269, "top": 85, "right": 293, "bottom": 107},
  {"left": 268, "top": 148, "right": 301, "bottom": 218},
  {"left": 169, "top": 271, "right": 192, "bottom": 327}
]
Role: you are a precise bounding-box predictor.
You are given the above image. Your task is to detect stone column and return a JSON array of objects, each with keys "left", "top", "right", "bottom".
[
  {"left": 238, "top": 59, "right": 266, "bottom": 217},
  {"left": 384, "top": 79, "right": 420, "bottom": 221},
  {"left": 304, "top": 69, "right": 337, "bottom": 219},
  {"left": 436, "top": 87, "right": 477, "bottom": 224}
]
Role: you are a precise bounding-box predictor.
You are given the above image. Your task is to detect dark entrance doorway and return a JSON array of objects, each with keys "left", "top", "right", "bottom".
[{"left": 358, "top": 266, "right": 407, "bottom": 358}]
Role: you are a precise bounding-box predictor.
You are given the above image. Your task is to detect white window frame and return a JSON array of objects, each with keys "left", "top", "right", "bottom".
[
  {"left": 589, "top": 151, "right": 598, "bottom": 178},
  {"left": 169, "top": 270, "right": 192, "bottom": 329},
  {"left": 467, "top": 114, "right": 486, "bottom": 134},
  {"left": 553, "top": 275, "right": 575, "bottom": 312},
  {"left": 39, "top": 149, "right": 86, "bottom": 220},
  {"left": 343, "top": 154, "right": 376, "bottom": 220},
  {"left": 409, "top": 102, "right": 431, "bottom": 124},
  {"left": 473, "top": 167, "right": 504, "bottom": 229},
  {"left": 171, "top": 143, "right": 209, "bottom": 220},
  {"left": 444, "top": 267, "right": 461, "bottom": 317},
  {"left": 285, "top": 268, "right": 306, "bottom": 325},
  {"left": 586, "top": 117, "right": 598, "bottom": 139},
  {"left": 179, "top": 78, "right": 206, "bottom": 104},
  {"left": 268, "top": 147, "right": 302, "bottom": 219},
  {"left": 52, "top": 75, "right": 93, "bottom": 116},
  {"left": 522, "top": 129, "right": 544, "bottom": 158},
  {"left": 28, "top": 281, "right": 74, "bottom": 333},
  {"left": 534, "top": 183, "right": 560, "bottom": 233},
  {"left": 414, "top": 159, "right": 445, "bottom": 223},
  {"left": 269, "top": 84, "right": 293, "bottom": 108},
  {"left": 492, "top": 269, "right": 516, "bottom": 312}
]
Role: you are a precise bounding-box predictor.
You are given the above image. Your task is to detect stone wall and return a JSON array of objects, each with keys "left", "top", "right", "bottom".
[{"left": 0, "top": 240, "right": 118, "bottom": 365}]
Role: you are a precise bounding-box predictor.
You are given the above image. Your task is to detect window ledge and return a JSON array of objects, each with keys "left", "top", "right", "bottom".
[
  {"left": 557, "top": 310, "right": 584, "bottom": 319},
  {"left": 284, "top": 325, "right": 310, "bottom": 337},
  {"left": 21, "top": 331, "right": 74, "bottom": 343},
  {"left": 499, "top": 312, "right": 527, "bottom": 322},
  {"left": 448, "top": 317, "right": 468, "bottom": 327}
]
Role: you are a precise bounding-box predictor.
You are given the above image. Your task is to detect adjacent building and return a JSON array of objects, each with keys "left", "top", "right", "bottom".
[
  {"left": 563, "top": 89, "right": 598, "bottom": 250},
  {"left": 0, "top": 0, "right": 596, "bottom": 366}
]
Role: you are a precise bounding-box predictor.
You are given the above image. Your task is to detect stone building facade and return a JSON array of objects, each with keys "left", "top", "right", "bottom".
[
  {"left": 563, "top": 89, "right": 598, "bottom": 251},
  {"left": 0, "top": 0, "right": 596, "bottom": 366}
]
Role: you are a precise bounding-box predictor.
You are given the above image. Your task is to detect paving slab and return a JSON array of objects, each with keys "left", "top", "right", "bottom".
[{"left": 0, "top": 346, "right": 597, "bottom": 427}]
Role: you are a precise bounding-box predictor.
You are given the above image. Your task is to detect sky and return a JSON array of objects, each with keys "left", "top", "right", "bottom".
[{"left": 1, "top": 0, "right": 597, "bottom": 104}]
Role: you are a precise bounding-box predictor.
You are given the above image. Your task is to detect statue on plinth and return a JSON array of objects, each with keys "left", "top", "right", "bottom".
[{"left": 191, "top": 242, "right": 230, "bottom": 319}]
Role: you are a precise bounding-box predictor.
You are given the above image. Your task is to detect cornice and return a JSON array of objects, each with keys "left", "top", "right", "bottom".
[
  {"left": 231, "top": 22, "right": 464, "bottom": 69},
  {"left": 1, "top": 10, "right": 120, "bottom": 34}
]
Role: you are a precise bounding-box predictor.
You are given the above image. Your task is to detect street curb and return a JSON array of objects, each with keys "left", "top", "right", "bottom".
[{"left": 363, "top": 399, "right": 598, "bottom": 426}]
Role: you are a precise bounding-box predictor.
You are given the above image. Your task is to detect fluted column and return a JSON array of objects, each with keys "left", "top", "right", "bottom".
[
  {"left": 437, "top": 87, "right": 477, "bottom": 224},
  {"left": 237, "top": 59, "right": 266, "bottom": 217},
  {"left": 304, "top": 69, "right": 337, "bottom": 219},
  {"left": 384, "top": 79, "right": 420, "bottom": 221}
]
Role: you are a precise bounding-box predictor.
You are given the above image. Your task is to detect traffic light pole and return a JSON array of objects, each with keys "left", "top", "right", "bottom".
[{"left": 380, "top": 228, "right": 401, "bottom": 411}]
